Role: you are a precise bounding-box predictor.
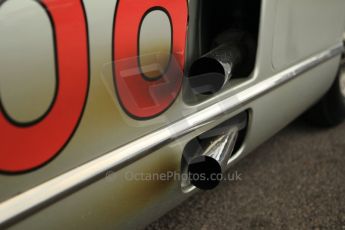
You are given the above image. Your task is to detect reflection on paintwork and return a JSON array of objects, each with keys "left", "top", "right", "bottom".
[{"left": 340, "top": 67, "right": 345, "bottom": 96}]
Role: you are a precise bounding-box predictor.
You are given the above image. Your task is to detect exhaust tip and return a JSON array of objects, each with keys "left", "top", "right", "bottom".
[
  {"left": 188, "top": 155, "right": 222, "bottom": 190},
  {"left": 188, "top": 57, "right": 226, "bottom": 95}
]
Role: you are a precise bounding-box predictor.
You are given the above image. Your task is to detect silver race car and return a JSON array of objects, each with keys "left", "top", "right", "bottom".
[{"left": 0, "top": 0, "right": 345, "bottom": 229}]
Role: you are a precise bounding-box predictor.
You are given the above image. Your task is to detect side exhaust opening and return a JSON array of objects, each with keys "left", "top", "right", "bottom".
[
  {"left": 181, "top": 111, "right": 248, "bottom": 192},
  {"left": 184, "top": 0, "right": 261, "bottom": 101},
  {"left": 188, "top": 42, "right": 244, "bottom": 95},
  {"left": 188, "top": 156, "right": 222, "bottom": 190},
  {"left": 187, "top": 35, "right": 250, "bottom": 96},
  {"left": 188, "top": 57, "right": 225, "bottom": 95}
]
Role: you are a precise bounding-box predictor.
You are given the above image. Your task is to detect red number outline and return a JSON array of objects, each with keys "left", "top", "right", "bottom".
[
  {"left": 0, "top": 0, "right": 90, "bottom": 173},
  {"left": 113, "top": 0, "right": 188, "bottom": 119}
]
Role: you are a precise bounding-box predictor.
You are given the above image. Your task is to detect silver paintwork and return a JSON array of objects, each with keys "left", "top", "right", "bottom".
[
  {"left": 0, "top": 43, "right": 343, "bottom": 227},
  {"left": 340, "top": 68, "right": 345, "bottom": 97},
  {"left": 272, "top": 0, "right": 345, "bottom": 70},
  {"left": 340, "top": 53, "right": 345, "bottom": 97}
]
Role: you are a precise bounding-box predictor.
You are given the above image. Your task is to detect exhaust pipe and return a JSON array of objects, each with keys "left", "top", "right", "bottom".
[
  {"left": 188, "top": 43, "right": 243, "bottom": 95},
  {"left": 188, "top": 128, "right": 239, "bottom": 190},
  {"left": 184, "top": 113, "right": 247, "bottom": 191},
  {"left": 187, "top": 30, "right": 256, "bottom": 96}
]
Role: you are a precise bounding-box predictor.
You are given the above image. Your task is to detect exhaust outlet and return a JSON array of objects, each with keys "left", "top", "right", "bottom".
[
  {"left": 188, "top": 43, "right": 243, "bottom": 95},
  {"left": 188, "top": 128, "right": 239, "bottom": 190},
  {"left": 182, "top": 112, "right": 248, "bottom": 191}
]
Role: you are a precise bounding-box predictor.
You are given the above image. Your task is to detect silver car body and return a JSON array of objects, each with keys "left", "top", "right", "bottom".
[{"left": 0, "top": 0, "right": 345, "bottom": 229}]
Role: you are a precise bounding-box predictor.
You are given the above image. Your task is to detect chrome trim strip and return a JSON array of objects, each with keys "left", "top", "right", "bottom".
[{"left": 0, "top": 43, "right": 343, "bottom": 226}]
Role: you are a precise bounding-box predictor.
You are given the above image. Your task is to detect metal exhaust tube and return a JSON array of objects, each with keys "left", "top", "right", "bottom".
[
  {"left": 187, "top": 127, "right": 239, "bottom": 190},
  {"left": 188, "top": 43, "right": 243, "bottom": 95},
  {"left": 180, "top": 112, "right": 248, "bottom": 191}
]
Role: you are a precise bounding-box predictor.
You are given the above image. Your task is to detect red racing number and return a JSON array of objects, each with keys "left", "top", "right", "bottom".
[
  {"left": 113, "top": 0, "right": 188, "bottom": 119},
  {"left": 0, "top": 0, "right": 188, "bottom": 173},
  {"left": 0, "top": 0, "right": 89, "bottom": 173}
]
